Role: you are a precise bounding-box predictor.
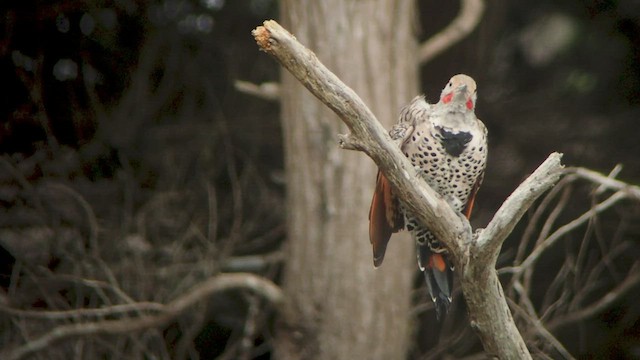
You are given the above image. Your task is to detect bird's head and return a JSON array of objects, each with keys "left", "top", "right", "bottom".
[{"left": 440, "top": 74, "right": 477, "bottom": 111}]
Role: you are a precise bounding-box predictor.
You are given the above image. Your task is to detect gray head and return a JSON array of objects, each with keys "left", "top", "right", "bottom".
[{"left": 439, "top": 74, "right": 478, "bottom": 111}]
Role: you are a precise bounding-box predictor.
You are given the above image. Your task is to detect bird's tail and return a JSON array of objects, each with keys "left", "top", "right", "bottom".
[{"left": 418, "top": 243, "right": 453, "bottom": 321}]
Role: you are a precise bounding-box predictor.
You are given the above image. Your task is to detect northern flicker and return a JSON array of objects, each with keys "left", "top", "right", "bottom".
[{"left": 369, "top": 74, "right": 488, "bottom": 319}]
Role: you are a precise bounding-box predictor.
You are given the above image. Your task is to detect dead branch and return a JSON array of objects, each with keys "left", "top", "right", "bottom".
[
  {"left": 418, "top": 0, "right": 486, "bottom": 64},
  {"left": 496, "top": 165, "right": 640, "bottom": 358},
  {"left": 234, "top": 80, "right": 280, "bottom": 101},
  {"left": 509, "top": 304, "right": 575, "bottom": 360},
  {"left": 3, "top": 273, "right": 283, "bottom": 360},
  {"left": 547, "top": 263, "right": 640, "bottom": 331},
  {"left": 516, "top": 191, "right": 627, "bottom": 273},
  {"left": 568, "top": 166, "right": 640, "bottom": 199},
  {"left": 253, "top": 20, "right": 564, "bottom": 359},
  {"left": 253, "top": 20, "right": 470, "bottom": 262},
  {"left": 0, "top": 301, "right": 164, "bottom": 320},
  {"left": 475, "top": 154, "right": 564, "bottom": 262}
]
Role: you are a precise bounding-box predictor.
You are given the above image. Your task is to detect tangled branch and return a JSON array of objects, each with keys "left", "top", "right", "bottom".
[{"left": 2, "top": 273, "right": 283, "bottom": 360}]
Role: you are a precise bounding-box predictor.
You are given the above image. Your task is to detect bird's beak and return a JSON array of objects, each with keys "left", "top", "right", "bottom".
[{"left": 454, "top": 84, "right": 468, "bottom": 100}]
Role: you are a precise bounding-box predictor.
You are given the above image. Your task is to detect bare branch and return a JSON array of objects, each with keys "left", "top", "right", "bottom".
[
  {"left": 508, "top": 303, "right": 575, "bottom": 360},
  {"left": 568, "top": 166, "right": 640, "bottom": 199},
  {"left": 234, "top": 80, "right": 280, "bottom": 101},
  {"left": 594, "top": 164, "right": 623, "bottom": 195},
  {"left": 547, "top": 264, "right": 640, "bottom": 331},
  {"left": 0, "top": 302, "right": 164, "bottom": 320},
  {"left": 418, "top": 0, "right": 486, "bottom": 64},
  {"left": 221, "top": 252, "right": 285, "bottom": 272},
  {"left": 253, "top": 20, "right": 468, "bottom": 261},
  {"left": 517, "top": 191, "right": 627, "bottom": 273},
  {"left": 3, "top": 273, "right": 283, "bottom": 360},
  {"left": 511, "top": 283, "right": 575, "bottom": 360},
  {"left": 476, "top": 153, "right": 564, "bottom": 264},
  {"left": 252, "top": 20, "right": 566, "bottom": 359},
  {"left": 502, "top": 166, "right": 638, "bottom": 278},
  {"left": 513, "top": 178, "right": 572, "bottom": 269},
  {"left": 238, "top": 294, "right": 261, "bottom": 360}
]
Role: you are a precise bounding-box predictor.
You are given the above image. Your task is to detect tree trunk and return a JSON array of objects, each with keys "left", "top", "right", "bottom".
[{"left": 275, "top": 1, "right": 418, "bottom": 359}]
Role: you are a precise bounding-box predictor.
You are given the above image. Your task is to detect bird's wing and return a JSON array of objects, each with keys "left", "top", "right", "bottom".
[
  {"left": 463, "top": 172, "right": 483, "bottom": 219},
  {"left": 368, "top": 96, "right": 433, "bottom": 267},
  {"left": 463, "top": 118, "right": 488, "bottom": 219},
  {"left": 369, "top": 171, "right": 403, "bottom": 267}
]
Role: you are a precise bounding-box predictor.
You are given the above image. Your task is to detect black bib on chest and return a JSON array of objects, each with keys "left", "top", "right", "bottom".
[{"left": 436, "top": 126, "right": 472, "bottom": 157}]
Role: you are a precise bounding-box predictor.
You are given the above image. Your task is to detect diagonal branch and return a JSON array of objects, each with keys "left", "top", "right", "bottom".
[
  {"left": 252, "top": 20, "right": 564, "bottom": 359},
  {"left": 476, "top": 153, "right": 564, "bottom": 265},
  {"left": 253, "top": 20, "right": 467, "bottom": 260},
  {"left": 418, "top": 0, "right": 486, "bottom": 64}
]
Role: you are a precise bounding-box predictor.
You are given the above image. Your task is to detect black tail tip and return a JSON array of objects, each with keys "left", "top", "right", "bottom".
[
  {"left": 434, "top": 295, "right": 451, "bottom": 321},
  {"left": 422, "top": 266, "right": 453, "bottom": 321}
]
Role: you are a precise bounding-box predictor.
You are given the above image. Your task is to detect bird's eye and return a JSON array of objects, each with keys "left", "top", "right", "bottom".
[{"left": 448, "top": 82, "right": 452, "bottom": 87}]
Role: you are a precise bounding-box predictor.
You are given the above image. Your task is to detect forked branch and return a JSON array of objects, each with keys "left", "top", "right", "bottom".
[{"left": 253, "top": 20, "right": 563, "bottom": 359}]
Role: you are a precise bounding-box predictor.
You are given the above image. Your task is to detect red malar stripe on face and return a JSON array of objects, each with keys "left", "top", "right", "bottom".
[
  {"left": 442, "top": 92, "right": 453, "bottom": 104},
  {"left": 466, "top": 98, "right": 474, "bottom": 110}
]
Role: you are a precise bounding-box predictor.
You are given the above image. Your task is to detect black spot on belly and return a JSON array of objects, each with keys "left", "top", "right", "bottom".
[{"left": 437, "top": 127, "right": 472, "bottom": 157}]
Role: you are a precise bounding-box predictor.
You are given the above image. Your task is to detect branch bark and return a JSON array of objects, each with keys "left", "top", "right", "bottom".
[{"left": 253, "top": 20, "right": 564, "bottom": 359}]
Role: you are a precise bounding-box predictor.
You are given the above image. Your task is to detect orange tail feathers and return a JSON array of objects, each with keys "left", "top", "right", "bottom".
[
  {"left": 369, "top": 171, "right": 403, "bottom": 267},
  {"left": 422, "top": 252, "right": 453, "bottom": 321}
]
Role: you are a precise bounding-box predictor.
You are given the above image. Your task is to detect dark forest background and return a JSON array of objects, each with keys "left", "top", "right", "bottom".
[{"left": 1, "top": 0, "right": 640, "bottom": 358}]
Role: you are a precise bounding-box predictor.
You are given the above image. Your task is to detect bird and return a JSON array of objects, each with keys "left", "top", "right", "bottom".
[{"left": 368, "top": 74, "right": 488, "bottom": 319}]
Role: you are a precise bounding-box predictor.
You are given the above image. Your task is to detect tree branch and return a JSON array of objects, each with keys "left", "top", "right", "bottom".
[
  {"left": 253, "top": 20, "right": 564, "bottom": 359},
  {"left": 568, "top": 166, "right": 640, "bottom": 199},
  {"left": 418, "top": 0, "right": 486, "bottom": 64},
  {"left": 516, "top": 190, "right": 627, "bottom": 273},
  {"left": 253, "top": 20, "right": 468, "bottom": 261},
  {"left": 476, "top": 153, "right": 564, "bottom": 264},
  {"left": 3, "top": 273, "right": 283, "bottom": 360},
  {"left": 546, "top": 264, "right": 640, "bottom": 330},
  {"left": 234, "top": 80, "right": 280, "bottom": 101}
]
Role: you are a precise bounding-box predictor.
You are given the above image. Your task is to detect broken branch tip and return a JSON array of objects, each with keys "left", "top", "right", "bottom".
[
  {"left": 252, "top": 25, "right": 271, "bottom": 51},
  {"left": 338, "top": 133, "right": 364, "bottom": 151}
]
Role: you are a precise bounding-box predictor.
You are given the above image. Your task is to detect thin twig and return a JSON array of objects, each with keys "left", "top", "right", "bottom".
[
  {"left": 514, "top": 177, "right": 572, "bottom": 268},
  {"left": 517, "top": 191, "right": 627, "bottom": 272},
  {"left": 594, "top": 164, "right": 623, "bottom": 195},
  {"left": 234, "top": 80, "right": 280, "bottom": 101},
  {"left": 547, "top": 264, "right": 640, "bottom": 331},
  {"left": 43, "top": 182, "right": 100, "bottom": 256},
  {"left": 238, "top": 293, "right": 260, "bottom": 360},
  {"left": 3, "top": 273, "right": 283, "bottom": 360},
  {"left": 0, "top": 302, "right": 164, "bottom": 320},
  {"left": 522, "top": 184, "right": 572, "bottom": 294},
  {"left": 568, "top": 167, "right": 640, "bottom": 199},
  {"left": 507, "top": 291, "right": 574, "bottom": 360}
]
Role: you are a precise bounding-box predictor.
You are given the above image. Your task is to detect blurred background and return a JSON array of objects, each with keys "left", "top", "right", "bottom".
[{"left": 1, "top": 0, "right": 639, "bottom": 358}]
